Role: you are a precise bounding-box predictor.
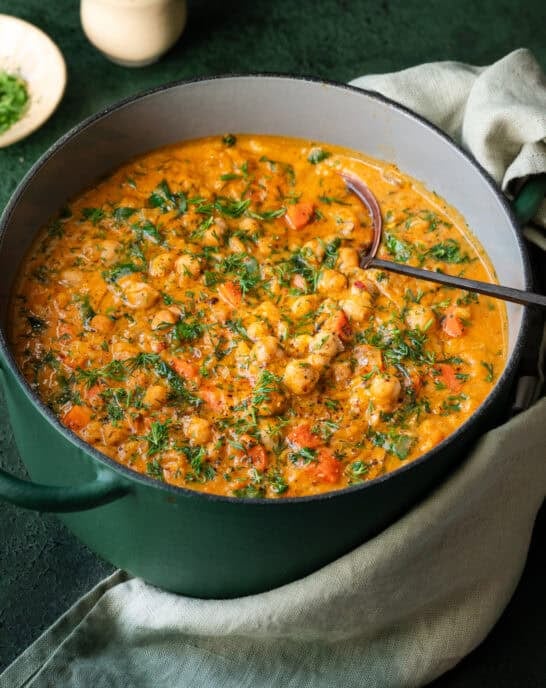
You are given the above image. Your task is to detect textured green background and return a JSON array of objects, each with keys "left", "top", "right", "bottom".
[{"left": 1, "top": 0, "right": 545, "bottom": 683}]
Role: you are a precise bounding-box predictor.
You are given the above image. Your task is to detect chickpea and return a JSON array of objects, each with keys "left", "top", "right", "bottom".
[
  {"left": 283, "top": 359, "right": 320, "bottom": 395},
  {"left": 150, "top": 309, "right": 178, "bottom": 331},
  {"left": 348, "top": 385, "right": 369, "bottom": 416},
  {"left": 310, "top": 331, "right": 343, "bottom": 359},
  {"left": 277, "top": 321, "right": 289, "bottom": 342},
  {"left": 149, "top": 253, "right": 174, "bottom": 278},
  {"left": 350, "top": 270, "right": 379, "bottom": 296},
  {"left": 417, "top": 420, "right": 446, "bottom": 454},
  {"left": 352, "top": 344, "right": 383, "bottom": 370},
  {"left": 405, "top": 306, "right": 435, "bottom": 331},
  {"left": 317, "top": 269, "right": 347, "bottom": 294},
  {"left": 301, "top": 239, "right": 325, "bottom": 266},
  {"left": 307, "top": 352, "right": 331, "bottom": 369},
  {"left": 255, "top": 390, "right": 287, "bottom": 417},
  {"left": 369, "top": 374, "right": 401, "bottom": 411},
  {"left": 290, "top": 295, "right": 317, "bottom": 318},
  {"left": 211, "top": 300, "right": 231, "bottom": 324},
  {"left": 89, "top": 314, "right": 114, "bottom": 334},
  {"left": 257, "top": 420, "right": 278, "bottom": 450},
  {"left": 239, "top": 217, "right": 259, "bottom": 232},
  {"left": 340, "top": 294, "right": 373, "bottom": 322},
  {"left": 143, "top": 384, "right": 168, "bottom": 409},
  {"left": 289, "top": 334, "right": 311, "bottom": 357},
  {"left": 246, "top": 320, "right": 271, "bottom": 341},
  {"left": 235, "top": 340, "right": 251, "bottom": 358},
  {"left": 332, "top": 361, "right": 352, "bottom": 384},
  {"left": 102, "top": 423, "right": 129, "bottom": 446},
  {"left": 175, "top": 254, "right": 201, "bottom": 279},
  {"left": 185, "top": 417, "right": 211, "bottom": 444},
  {"left": 260, "top": 268, "right": 282, "bottom": 297},
  {"left": 253, "top": 302, "right": 281, "bottom": 326},
  {"left": 201, "top": 218, "right": 227, "bottom": 247},
  {"left": 336, "top": 419, "right": 367, "bottom": 441},
  {"left": 255, "top": 240, "right": 273, "bottom": 259},
  {"left": 118, "top": 277, "right": 160, "bottom": 310},
  {"left": 339, "top": 221, "right": 356, "bottom": 237},
  {"left": 228, "top": 236, "right": 246, "bottom": 253},
  {"left": 111, "top": 341, "right": 140, "bottom": 360},
  {"left": 80, "top": 421, "right": 103, "bottom": 443},
  {"left": 349, "top": 282, "right": 375, "bottom": 300},
  {"left": 60, "top": 269, "right": 83, "bottom": 286},
  {"left": 99, "top": 240, "right": 120, "bottom": 264},
  {"left": 337, "top": 247, "right": 360, "bottom": 273},
  {"left": 252, "top": 336, "right": 281, "bottom": 365}
]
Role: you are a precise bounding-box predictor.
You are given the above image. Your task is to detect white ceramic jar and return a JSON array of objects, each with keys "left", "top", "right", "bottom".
[{"left": 80, "top": 0, "right": 187, "bottom": 67}]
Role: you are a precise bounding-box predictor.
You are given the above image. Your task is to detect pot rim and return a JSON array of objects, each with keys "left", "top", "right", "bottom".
[{"left": 0, "top": 72, "right": 532, "bottom": 506}]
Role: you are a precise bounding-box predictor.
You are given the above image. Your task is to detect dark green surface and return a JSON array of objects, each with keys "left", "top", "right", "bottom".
[{"left": 0, "top": 0, "right": 545, "bottom": 682}]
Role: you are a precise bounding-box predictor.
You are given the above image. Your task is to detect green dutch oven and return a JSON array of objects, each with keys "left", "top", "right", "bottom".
[{"left": 0, "top": 76, "right": 544, "bottom": 598}]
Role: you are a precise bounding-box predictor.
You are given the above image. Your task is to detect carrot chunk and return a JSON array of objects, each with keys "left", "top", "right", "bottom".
[
  {"left": 171, "top": 358, "right": 199, "bottom": 380},
  {"left": 84, "top": 384, "right": 103, "bottom": 407},
  {"left": 285, "top": 201, "right": 314, "bottom": 230},
  {"left": 434, "top": 363, "right": 463, "bottom": 393},
  {"left": 288, "top": 423, "right": 322, "bottom": 449},
  {"left": 63, "top": 405, "right": 91, "bottom": 431},
  {"left": 329, "top": 310, "right": 352, "bottom": 341},
  {"left": 218, "top": 280, "right": 242, "bottom": 307},
  {"left": 200, "top": 385, "right": 225, "bottom": 411},
  {"left": 248, "top": 444, "right": 269, "bottom": 471},
  {"left": 442, "top": 306, "right": 464, "bottom": 337},
  {"left": 308, "top": 448, "right": 341, "bottom": 484}
]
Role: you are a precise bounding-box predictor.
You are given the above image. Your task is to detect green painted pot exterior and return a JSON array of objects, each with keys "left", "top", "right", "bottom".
[
  {"left": 0, "top": 357, "right": 504, "bottom": 597},
  {"left": 0, "top": 76, "right": 535, "bottom": 597}
]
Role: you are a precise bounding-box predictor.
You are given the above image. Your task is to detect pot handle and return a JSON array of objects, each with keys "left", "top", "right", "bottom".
[
  {"left": 0, "top": 466, "right": 130, "bottom": 512},
  {"left": 511, "top": 173, "right": 546, "bottom": 226}
]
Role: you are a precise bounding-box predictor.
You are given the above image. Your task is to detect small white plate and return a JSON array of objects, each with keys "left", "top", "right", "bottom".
[{"left": 0, "top": 14, "right": 66, "bottom": 148}]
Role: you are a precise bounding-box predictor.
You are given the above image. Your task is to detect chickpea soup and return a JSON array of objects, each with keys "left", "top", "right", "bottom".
[{"left": 10, "top": 135, "right": 506, "bottom": 498}]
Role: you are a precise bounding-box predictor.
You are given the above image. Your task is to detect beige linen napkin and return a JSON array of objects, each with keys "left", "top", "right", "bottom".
[
  {"left": 2, "top": 49, "right": 546, "bottom": 688},
  {"left": 350, "top": 47, "right": 546, "bottom": 236}
]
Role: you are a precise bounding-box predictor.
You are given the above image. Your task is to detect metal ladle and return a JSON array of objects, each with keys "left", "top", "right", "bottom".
[{"left": 342, "top": 171, "right": 546, "bottom": 309}]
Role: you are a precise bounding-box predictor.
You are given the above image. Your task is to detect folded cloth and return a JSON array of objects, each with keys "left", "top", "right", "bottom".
[
  {"left": 2, "top": 50, "right": 546, "bottom": 688},
  {"left": 350, "top": 48, "right": 546, "bottom": 235}
]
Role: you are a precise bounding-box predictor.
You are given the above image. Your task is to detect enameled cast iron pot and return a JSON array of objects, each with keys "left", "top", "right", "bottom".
[{"left": 0, "top": 76, "right": 541, "bottom": 597}]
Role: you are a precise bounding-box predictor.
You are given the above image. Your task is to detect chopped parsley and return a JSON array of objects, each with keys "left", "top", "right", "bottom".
[
  {"left": 112, "top": 206, "right": 136, "bottom": 223},
  {"left": 76, "top": 360, "right": 127, "bottom": 388},
  {"left": 181, "top": 445, "right": 216, "bottom": 483},
  {"left": 0, "top": 71, "right": 29, "bottom": 134},
  {"left": 248, "top": 207, "right": 286, "bottom": 221},
  {"left": 307, "top": 148, "right": 331, "bottom": 164},
  {"left": 369, "top": 430, "right": 414, "bottom": 460},
  {"left": 144, "top": 420, "right": 171, "bottom": 456},
  {"left": 127, "top": 353, "right": 201, "bottom": 407},
  {"left": 132, "top": 220, "right": 164, "bottom": 245},
  {"left": 481, "top": 361, "right": 495, "bottom": 382},
  {"left": 252, "top": 370, "right": 282, "bottom": 408},
  {"left": 148, "top": 179, "right": 187, "bottom": 215},
  {"left": 385, "top": 233, "right": 412, "bottom": 263},
  {"left": 102, "top": 261, "right": 143, "bottom": 283},
  {"left": 173, "top": 318, "right": 204, "bottom": 343},
  {"left": 81, "top": 207, "right": 105, "bottom": 225},
  {"left": 146, "top": 457, "right": 164, "bottom": 480},
  {"left": 425, "top": 239, "right": 470, "bottom": 264}
]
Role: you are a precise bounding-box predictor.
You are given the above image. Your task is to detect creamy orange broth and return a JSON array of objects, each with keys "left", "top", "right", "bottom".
[{"left": 10, "top": 135, "right": 506, "bottom": 497}]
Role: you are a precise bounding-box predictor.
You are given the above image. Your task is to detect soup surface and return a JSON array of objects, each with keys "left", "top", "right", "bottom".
[{"left": 10, "top": 135, "right": 506, "bottom": 498}]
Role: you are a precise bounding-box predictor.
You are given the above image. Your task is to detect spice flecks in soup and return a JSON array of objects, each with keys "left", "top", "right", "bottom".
[{"left": 10, "top": 135, "right": 506, "bottom": 497}]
